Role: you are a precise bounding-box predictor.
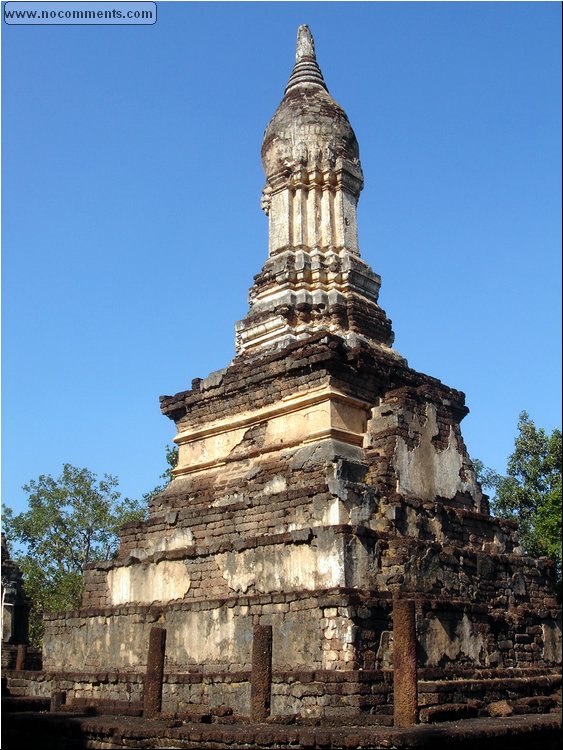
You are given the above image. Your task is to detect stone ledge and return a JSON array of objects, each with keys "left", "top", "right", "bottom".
[
  {"left": 159, "top": 333, "right": 468, "bottom": 427},
  {"left": 419, "top": 674, "right": 562, "bottom": 693},
  {"left": 7, "top": 667, "right": 558, "bottom": 688},
  {"left": 90, "top": 521, "right": 545, "bottom": 576},
  {"left": 42, "top": 584, "right": 561, "bottom": 622},
  {"left": 61, "top": 698, "right": 143, "bottom": 716}
]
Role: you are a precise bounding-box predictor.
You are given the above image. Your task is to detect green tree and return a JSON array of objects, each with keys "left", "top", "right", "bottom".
[
  {"left": 2, "top": 464, "right": 146, "bottom": 647},
  {"left": 475, "top": 412, "right": 562, "bottom": 575}
]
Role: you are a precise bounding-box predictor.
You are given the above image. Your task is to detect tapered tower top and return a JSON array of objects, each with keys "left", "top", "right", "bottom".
[
  {"left": 236, "top": 26, "right": 396, "bottom": 356},
  {"left": 284, "top": 25, "right": 328, "bottom": 93}
]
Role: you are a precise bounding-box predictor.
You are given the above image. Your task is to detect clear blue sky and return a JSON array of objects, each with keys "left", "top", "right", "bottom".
[{"left": 2, "top": 1, "right": 561, "bottom": 515}]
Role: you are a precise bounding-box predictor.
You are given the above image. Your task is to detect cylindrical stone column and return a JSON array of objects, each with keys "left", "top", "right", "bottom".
[
  {"left": 143, "top": 626, "right": 167, "bottom": 719},
  {"left": 250, "top": 624, "right": 273, "bottom": 721},
  {"left": 15, "top": 644, "right": 27, "bottom": 671},
  {"left": 393, "top": 599, "right": 418, "bottom": 727}
]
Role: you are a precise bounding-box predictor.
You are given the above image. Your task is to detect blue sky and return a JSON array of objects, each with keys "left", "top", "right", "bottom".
[{"left": 2, "top": 1, "right": 561, "bottom": 515}]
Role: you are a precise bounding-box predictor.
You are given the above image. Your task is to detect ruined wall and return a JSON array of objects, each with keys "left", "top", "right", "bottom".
[
  {"left": 74, "top": 331, "right": 560, "bottom": 682},
  {"left": 14, "top": 587, "right": 561, "bottom": 720},
  {"left": 50, "top": 583, "right": 561, "bottom": 678},
  {"left": 85, "top": 527, "right": 352, "bottom": 608},
  {"left": 44, "top": 591, "right": 369, "bottom": 674},
  {"left": 7, "top": 664, "right": 561, "bottom": 722},
  {"left": 83, "top": 513, "right": 549, "bottom": 615}
]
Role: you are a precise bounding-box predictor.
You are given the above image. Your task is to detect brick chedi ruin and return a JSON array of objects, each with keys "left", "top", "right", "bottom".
[
  {"left": 4, "top": 26, "right": 561, "bottom": 743},
  {"left": 1, "top": 534, "right": 33, "bottom": 670}
]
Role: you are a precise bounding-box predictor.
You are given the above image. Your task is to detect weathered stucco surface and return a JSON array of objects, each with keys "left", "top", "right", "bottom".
[
  {"left": 420, "top": 613, "right": 486, "bottom": 667},
  {"left": 542, "top": 620, "right": 562, "bottom": 663},
  {"left": 218, "top": 544, "right": 344, "bottom": 595},
  {"left": 42, "top": 595, "right": 333, "bottom": 673},
  {"left": 394, "top": 413, "right": 474, "bottom": 501},
  {"left": 107, "top": 561, "right": 191, "bottom": 605},
  {"left": 128, "top": 526, "right": 194, "bottom": 560},
  {"left": 367, "top": 401, "right": 481, "bottom": 505}
]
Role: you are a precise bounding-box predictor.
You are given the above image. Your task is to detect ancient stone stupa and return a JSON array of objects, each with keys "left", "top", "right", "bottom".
[
  {"left": 1, "top": 534, "right": 31, "bottom": 669},
  {"left": 14, "top": 26, "right": 561, "bottom": 721}
]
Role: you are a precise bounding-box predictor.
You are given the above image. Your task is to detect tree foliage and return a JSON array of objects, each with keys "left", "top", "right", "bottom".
[
  {"left": 475, "top": 412, "right": 562, "bottom": 574},
  {"left": 2, "top": 464, "right": 146, "bottom": 646}
]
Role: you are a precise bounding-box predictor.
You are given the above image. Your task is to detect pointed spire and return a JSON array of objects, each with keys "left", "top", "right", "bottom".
[{"left": 284, "top": 25, "right": 328, "bottom": 94}]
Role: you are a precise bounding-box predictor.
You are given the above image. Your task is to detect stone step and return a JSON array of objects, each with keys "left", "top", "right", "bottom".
[
  {"left": 419, "top": 673, "right": 561, "bottom": 694},
  {"left": 418, "top": 674, "right": 562, "bottom": 717},
  {"left": 419, "top": 703, "right": 479, "bottom": 723},
  {"left": 1, "top": 696, "right": 50, "bottom": 713},
  {"left": 61, "top": 698, "right": 143, "bottom": 716}
]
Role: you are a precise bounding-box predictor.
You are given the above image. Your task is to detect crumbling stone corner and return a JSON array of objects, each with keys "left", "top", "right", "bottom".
[
  {"left": 143, "top": 626, "right": 166, "bottom": 719},
  {"left": 393, "top": 598, "right": 418, "bottom": 727},
  {"left": 250, "top": 624, "right": 272, "bottom": 721}
]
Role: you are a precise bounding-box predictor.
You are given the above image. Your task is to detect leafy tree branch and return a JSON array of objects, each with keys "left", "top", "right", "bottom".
[
  {"left": 2, "top": 464, "right": 147, "bottom": 647},
  {"left": 474, "top": 412, "right": 562, "bottom": 579}
]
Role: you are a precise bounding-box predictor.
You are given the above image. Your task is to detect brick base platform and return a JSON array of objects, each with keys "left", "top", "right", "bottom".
[{"left": 1, "top": 710, "right": 561, "bottom": 750}]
